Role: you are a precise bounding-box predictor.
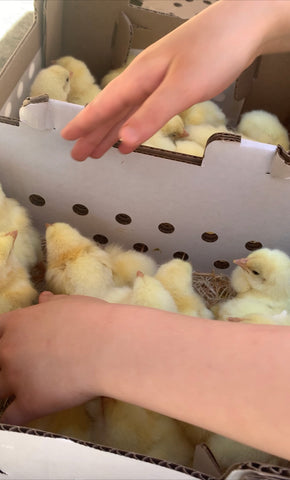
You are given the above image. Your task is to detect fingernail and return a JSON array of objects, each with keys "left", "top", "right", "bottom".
[{"left": 120, "top": 126, "right": 138, "bottom": 144}]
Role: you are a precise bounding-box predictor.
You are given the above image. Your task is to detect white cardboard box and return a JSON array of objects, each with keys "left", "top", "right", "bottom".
[{"left": 0, "top": 1, "right": 290, "bottom": 478}]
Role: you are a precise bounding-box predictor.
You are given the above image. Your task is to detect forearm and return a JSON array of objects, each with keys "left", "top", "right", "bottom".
[{"left": 100, "top": 304, "right": 290, "bottom": 459}]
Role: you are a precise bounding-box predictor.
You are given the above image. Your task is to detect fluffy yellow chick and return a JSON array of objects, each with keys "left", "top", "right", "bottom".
[
  {"left": 86, "top": 397, "right": 195, "bottom": 466},
  {"left": 180, "top": 101, "right": 226, "bottom": 127},
  {"left": 155, "top": 259, "right": 213, "bottom": 319},
  {"left": 229, "top": 310, "right": 290, "bottom": 325},
  {"left": 215, "top": 248, "right": 290, "bottom": 321},
  {"left": 206, "top": 433, "right": 287, "bottom": 471},
  {"left": 105, "top": 244, "right": 157, "bottom": 287},
  {"left": 142, "top": 115, "right": 188, "bottom": 152},
  {"left": 29, "top": 65, "right": 71, "bottom": 101},
  {"left": 0, "top": 183, "right": 42, "bottom": 271},
  {"left": 27, "top": 405, "right": 93, "bottom": 442},
  {"left": 0, "top": 231, "right": 38, "bottom": 312},
  {"left": 175, "top": 139, "right": 204, "bottom": 157},
  {"left": 237, "top": 110, "right": 290, "bottom": 150},
  {"left": 100, "top": 53, "right": 136, "bottom": 89},
  {"left": 45, "top": 222, "right": 114, "bottom": 297},
  {"left": 186, "top": 123, "right": 230, "bottom": 148},
  {"left": 55, "top": 56, "right": 101, "bottom": 105}
]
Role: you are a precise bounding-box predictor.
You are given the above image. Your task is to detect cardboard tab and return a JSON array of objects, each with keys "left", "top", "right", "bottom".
[
  {"left": 270, "top": 146, "right": 290, "bottom": 179},
  {"left": 111, "top": 11, "right": 133, "bottom": 69},
  {"left": 193, "top": 444, "right": 222, "bottom": 478}
]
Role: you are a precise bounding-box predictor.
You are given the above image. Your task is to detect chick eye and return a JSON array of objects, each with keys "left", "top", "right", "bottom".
[
  {"left": 252, "top": 270, "right": 260, "bottom": 275},
  {"left": 66, "top": 77, "right": 69, "bottom": 83}
]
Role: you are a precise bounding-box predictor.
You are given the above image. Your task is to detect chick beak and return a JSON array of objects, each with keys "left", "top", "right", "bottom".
[
  {"left": 69, "top": 71, "right": 73, "bottom": 78},
  {"left": 45, "top": 223, "right": 52, "bottom": 229},
  {"left": 136, "top": 270, "right": 144, "bottom": 278},
  {"left": 179, "top": 129, "right": 189, "bottom": 138},
  {"left": 233, "top": 257, "right": 249, "bottom": 271},
  {"left": 5, "top": 230, "right": 18, "bottom": 243}
]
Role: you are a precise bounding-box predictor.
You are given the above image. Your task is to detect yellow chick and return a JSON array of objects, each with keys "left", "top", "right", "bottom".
[
  {"left": 142, "top": 115, "right": 188, "bottom": 152},
  {"left": 55, "top": 56, "right": 101, "bottom": 105},
  {"left": 229, "top": 310, "right": 290, "bottom": 326},
  {"left": 180, "top": 101, "right": 226, "bottom": 127},
  {"left": 100, "top": 53, "right": 136, "bottom": 89},
  {"left": 215, "top": 248, "right": 290, "bottom": 321},
  {"left": 45, "top": 222, "right": 114, "bottom": 297},
  {"left": 175, "top": 139, "right": 204, "bottom": 157},
  {"left": 0, "top": 231, "right": 38, "bottom": 313},
  {"left": 0, "top": 183, "right": 42, "bottom": 271},
  {"left": 186, "top": 123, "right": 230, "bottom": 149},
  {"left": 29, "top": 65, "right": 71, "bottom": 101},
  {"left": 105, "top": 243, "right": 157, "bottom": 287},
  {"left": 206, "top": 433, "right": 287, "bottom": 471},
  {"left": 155, "top": 259, "right": 213, "bottom": 319},
  {"left": 27, "top": 405, "right": 93, "bottom": 442},
  {"left": 86, "top": 397, "right": 195, "bottom": 467},
  {"left": 128, "top": 270, "right": 178, "bottom": 312},
  {"left": 237, "top": 110, "right": 290, "bottom": 150}
]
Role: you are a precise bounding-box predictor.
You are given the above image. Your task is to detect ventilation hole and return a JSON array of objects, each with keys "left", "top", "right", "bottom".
[
  {"left": 4, "top": 102, "right": 12, "bottom": 117},
  {"left": 201, "top": 231, "right": 218, "bottom": 243},
  {"left": 266, "top": 171, "right": 270, "bottom": 174},
  {"left": 214, "top": 260, "right": 230, "bottom": 269},
  {"left": 203, "top": 0, "right": 212, "bottom": 3},
  {"left": 72, "top": 204, "right": 89, "bottom": 216},
  {"left": 158, "top": 222, "right": 175, "bottom": 234},
  {"left": 133, "top": 243, "right": 148, "bottom": 253},
  {"left": 93, "top": 234, "right": 108, "bottom": 245},
  {"left": 173, "top": 251, "right": 189, "bottom": 261},
  {"left": 29, "top": 194, "right": 45, "bottom": 206},
  {"left": 185, "top": 0, "right": 194, "bottom": 2},
  {"left": 28, "top": 61, "right": 35, "bottom": 79},
  {"left": 245, "top": 241, "right": 263, "bottom": 251},
  {"left": 115, "top": 213, "right": 132, "bottom": 225},
  {"left": 17, "top": 81, "right": 24, "bottom": 99},
  {"left": 173, "top": 2, "right": 182, "bottom": 6}
]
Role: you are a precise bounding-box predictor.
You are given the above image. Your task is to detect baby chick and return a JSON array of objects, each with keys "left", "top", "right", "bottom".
[
  {"left": 55, "top": 56, "right": 101, "bottom": 105},
  {"left": 237, "top": 110, "right": 290, "bottom": 150},
  {"left": 105, "top": 243, "right": 157, "bottom": 287},
  {"left": 100, "top": 53, "right": 136, "bottom": 89},
  {"left": 45, "top": 222, "right": 114, "bottom": 297},
  {"left": 0, "top": 231, "right": 38, "bottom": 313},
  {"left": 155, "top": 259, "right": 213, "bottom": 319},
  {"left": 215, "top": 248, "right": 290, "bottom": 321},
  {"left": 29, "top": 65, "right": 71, "bottom": 101},
  {"left": 86, "top": 397, "right": 195, "bottom": 467},
  {"left": 175, "top": 139, "right": 204, "bottom": 157},
  {"left": 186, "top": 123, "right": 231, "bottom": 149},
  {"left": 28, "top": 405, "right": 93, "bottom": 442},
  {"left": 142, "top": 115, "right": 188, "bottom": 152},
  {"left": 0, "top": 183, "right": 42, "bottom": 271},
  {"left": 180, "top": 101, "right": 226, "bottom": 127}
]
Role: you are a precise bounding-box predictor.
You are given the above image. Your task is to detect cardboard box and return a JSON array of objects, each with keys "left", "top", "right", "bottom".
[{"left": 0, "top": 1, "right": 290, "bottom": 478}]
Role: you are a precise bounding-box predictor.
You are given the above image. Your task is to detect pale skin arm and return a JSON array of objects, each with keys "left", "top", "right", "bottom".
[
  {"left": 0, "top": 292, "right": 289, "bottom": 460},
  {"left": 61, "top": 0, "right": 290, "bottom": 160}
]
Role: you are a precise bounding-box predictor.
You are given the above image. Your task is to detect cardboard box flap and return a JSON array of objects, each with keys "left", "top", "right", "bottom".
[
  {"left": 0, "top": 425, "right": 199, "bottom": 480},
  {"left": 2, "top": 101, "right": 290, "bottom": 274},
  {"left": 270, "top": 146, "right": 290, "bottom": 179},
  {"left": 111, "top": 11, "right": 134, "bottom": 69}
]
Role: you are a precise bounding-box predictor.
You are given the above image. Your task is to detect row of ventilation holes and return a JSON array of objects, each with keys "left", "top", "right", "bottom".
[{"left": 29, "top": 194, "right": 262, "bottom": 270}]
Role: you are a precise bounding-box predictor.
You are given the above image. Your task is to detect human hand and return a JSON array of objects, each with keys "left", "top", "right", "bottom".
[
  {"left": 61, "top": 0, "right": 275, "bottom": 160},
  {"left": 0, "top": 292, "right": 113, "bottom": 425}
]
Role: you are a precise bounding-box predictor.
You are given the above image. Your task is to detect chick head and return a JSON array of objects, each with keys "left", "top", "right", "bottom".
[
  {"left": 32, "top": 65, "right": 71, "bottom": 100},
  {"left": 45, "top": 222, "right": 91, "bottom": 262},
  {"left": 131, "top": 271, "right": 177, "bottom": 312},
  {"left": 161, "top": 115, "right": 188, "bottom": 140},
  {"left": 0, "top": 230, "right": 18, "bottom": 276},
  {"left": 232, "top": 248, "right": 290, "bottom": 299},
  {"left": 56, "top": 56, "right": 95, "bottom": 90}
]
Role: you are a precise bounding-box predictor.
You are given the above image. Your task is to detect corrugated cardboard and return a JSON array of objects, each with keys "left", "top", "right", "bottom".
[{"left": 0, "top": 1, "right": 290, "bottom": 478}]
